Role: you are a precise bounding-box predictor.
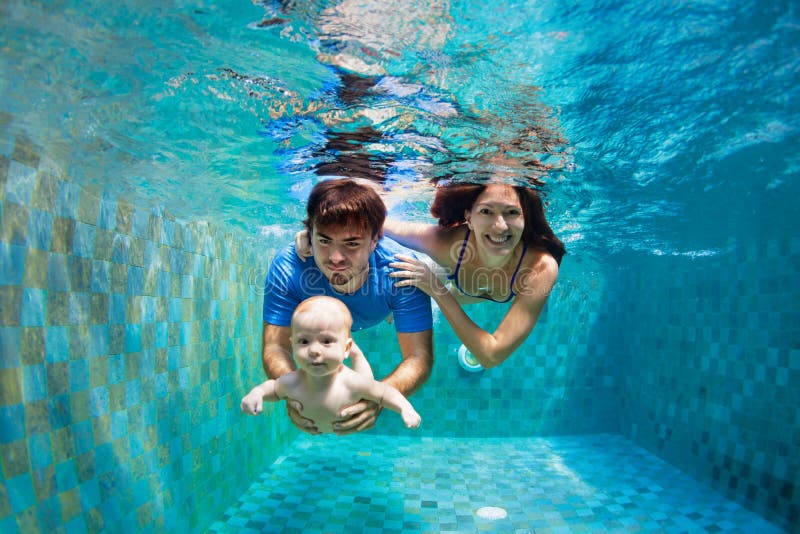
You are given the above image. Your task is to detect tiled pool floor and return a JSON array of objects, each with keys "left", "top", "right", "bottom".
[{"left": 207, "top": 433, "right": 783, "bottom": 533}]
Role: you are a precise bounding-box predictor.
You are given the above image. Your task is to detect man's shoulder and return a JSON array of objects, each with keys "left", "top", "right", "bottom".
[{"left": 372, "top": 237, "right": 405, "bottom": 264}]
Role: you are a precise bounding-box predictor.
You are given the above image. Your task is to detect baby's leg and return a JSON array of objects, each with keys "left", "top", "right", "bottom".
[{"left": 348, "top": 341, "right": 374, "bottom": 379}]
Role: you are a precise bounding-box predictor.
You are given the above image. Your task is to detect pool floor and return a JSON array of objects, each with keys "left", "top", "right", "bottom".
[{"left": 207, "top": 433, "right": 782, "bottom": 533}]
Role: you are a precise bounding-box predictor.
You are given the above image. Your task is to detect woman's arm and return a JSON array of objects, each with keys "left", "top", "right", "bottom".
[
  {"left": 391, "top": 253, "right": 559, "bottom": 368},
  {"left": 383, "top": 219, "right": 443, "bottom": 258}
]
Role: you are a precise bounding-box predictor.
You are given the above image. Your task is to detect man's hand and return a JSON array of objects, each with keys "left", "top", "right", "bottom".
[
  {"left": 332, "top": 399, "right": 382, "bottom": 435},
  {"left": 286, "top": 399, "right": 321, "bottom": 435}
]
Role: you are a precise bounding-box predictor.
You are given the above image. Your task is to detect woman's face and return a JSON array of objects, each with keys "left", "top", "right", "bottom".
[{"left": 465, "top": 185, "right": 525, "bottom": 259}]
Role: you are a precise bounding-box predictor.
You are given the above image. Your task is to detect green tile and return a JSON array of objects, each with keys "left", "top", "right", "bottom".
[
  {"left": 59, "top": 487, "right": 82, "bottom": 523},
  {"left": 0, "top": 439, "right": 31, "bottom": 479},
  {"left": 0, "top": 368, "right": 22, "bottom": 406},
  {"left": 46, "top": 362, "right": 70, "bottom": 396},
  {"left": 15, "top": 505, "right": 42, "bottom": 533},
  {"left": 50, "top": 426, "right": 75, "bottom": 463},
  {"left": 50, "top": 217, "right": 74, "bottom": 254},
  {"left": 76, "top": 188, "right": 99, "bottom": 226},
  {"left": 109, "top": 263, "right": 127, "bottom": 293},
  {"left": 0, "top": 286, "right": 21, "bottom": 327},
  {"left": 11, "top": 136, "right": 40, "bottom": 167},
  {"left": 47, "top": 291, "right": 70, "bottom": 326},
  {"left": 1, "top": 201, "right": 29, "bottom": 244},
  {"left": 93, "top": 228, "right": 114, "bottom": 261},
  {"left": 108, "top": 384, "right": 125, "bottom": 412},
  {"left": 24, "top": 399, "right": 51, "bottom": 436},
  {"left": 23, "top": 248, "right": 49, "bottom": 288},
  {"left": 29, "top": 172, "right": 59, "bottom": 212},
  {"left": 116, "top": 200, "right": 133, "bottom": 233},
  {"left": 67, "top": 256, "right": 92, "bottom": 292},
  {"left": 88, "top": 294, "right": 108, "bottom": 324},
  {"left": 69, "top": 390, "right": 91, "bottom": 423},
  {"left": 89, "top": 357, "right": 108, "bottom": 389},
  {"left": 0, "top": 477, "right": 10, "bottom": 517},
  {"left": 31, "top": 465, "right": 57, "bottom": 500},
  {"left": 20, "top": 327, "right": 44, "bottom": 366}
]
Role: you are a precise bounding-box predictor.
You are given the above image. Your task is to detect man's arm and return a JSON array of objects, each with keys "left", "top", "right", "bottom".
[
  {"left": 381, "top": 330, "right": 433, "bottom": 397},
  {"left": 334, "top": 329, "right": 433, "bottom": 435},
  {"left": 261, "top": 322, "right": 295, "bottom": 378}
]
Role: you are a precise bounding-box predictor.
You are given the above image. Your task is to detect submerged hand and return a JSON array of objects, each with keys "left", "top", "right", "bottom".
[
  {"left": 286, "top": 399, "right": 321, "bottom": 435},
  {"left": 294, "top": 230, "right": 313, "bottom": 260},
  {"left": 332, "top": 399, "right": 382, "bottom": 435},
  {"left": 240, "top": 390, "right": 264, "bottom": 415},
  {"left": 389, "top": 254, "right": 447, "bottom": 298}
]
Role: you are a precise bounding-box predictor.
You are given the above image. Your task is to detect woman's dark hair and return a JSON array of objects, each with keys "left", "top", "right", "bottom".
[
  {"left": 304, "top": 179, "right": 386, "bottom": 238},
  {"left": 430, "top": 183, "right": 565, "bottom": 265}
]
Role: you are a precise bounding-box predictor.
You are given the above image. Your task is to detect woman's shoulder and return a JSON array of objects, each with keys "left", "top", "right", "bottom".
[
  {"left": 428, "top": 225, "right": 468, "bottom": 266},
  {"left": 514, "top": 247, "right": 559, "bottom": 295}
]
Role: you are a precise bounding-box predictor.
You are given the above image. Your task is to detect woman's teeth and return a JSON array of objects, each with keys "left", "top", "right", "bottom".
[{"left": 487, "top": 235, "right": 510, "bottom": 244}]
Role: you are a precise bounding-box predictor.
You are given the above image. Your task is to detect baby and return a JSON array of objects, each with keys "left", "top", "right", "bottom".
[{"left": 241, "top": 295, "right": 421, "bottom": 432}]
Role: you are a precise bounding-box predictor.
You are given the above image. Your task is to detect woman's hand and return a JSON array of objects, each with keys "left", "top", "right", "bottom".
[
  {"left": 389, "top": 253, "right": 448, "bottom": 298},
  {"left": 294, "top": 230, "right": 313, "bottom": 260}
]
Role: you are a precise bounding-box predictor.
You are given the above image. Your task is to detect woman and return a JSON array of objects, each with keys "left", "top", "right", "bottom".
[{"left": 386, "top": 181, "right": 565, "bottom": 368}]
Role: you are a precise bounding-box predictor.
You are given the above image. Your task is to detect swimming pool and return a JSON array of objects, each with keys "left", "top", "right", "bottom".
[{"left": 0, "top": 0, "right": 797, "bottom": 532}]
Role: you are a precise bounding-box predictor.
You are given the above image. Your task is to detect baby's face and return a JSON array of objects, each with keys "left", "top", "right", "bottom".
[{"left": 291, "top": 314, "right": 351, "bottom": 376}]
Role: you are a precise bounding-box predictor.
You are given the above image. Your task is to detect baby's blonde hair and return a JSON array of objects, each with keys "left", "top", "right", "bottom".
[{"left": 291, "top": 296, "right": 353, "bottom": 335}]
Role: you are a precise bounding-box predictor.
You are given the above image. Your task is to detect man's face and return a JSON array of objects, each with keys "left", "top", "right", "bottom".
[{"left": 310, "top": 223, "right": 378, "bottom": 291}]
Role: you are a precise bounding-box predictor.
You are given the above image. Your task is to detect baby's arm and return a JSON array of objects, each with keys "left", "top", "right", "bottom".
[
  {"left": 348, "top": 341, "right": 374, "bottom": 379},
  {"left": 240, "top": 379, "right": 281, "bottom": 415},
  {"left": 362, "top": 379, "right": 421, "bottom": 428}
]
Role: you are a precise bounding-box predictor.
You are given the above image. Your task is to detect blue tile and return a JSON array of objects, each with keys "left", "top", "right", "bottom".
[
  {"left": 154, "top": 322, "right": 168, "bottom": 349},
  {"left": 21, "top": 363, "right": 47, "bottom": 401},
  {"left": 28, "top": 433, "right": 53, "bottom": 470},
  {"left": 64, "top": 514, "right": 87, "bottom": 534},
  {"left": 47, "top": 253, "right": 70, "bottom": 291},
  {"left": 109, "top": 294, "right": 126, "bottom": 324},
  {"left": 0, "top": 326, "right": 22, "bottom": 368},
  {"left": 55, "top": 181, "right": 81, "bottom": 218},
  {"left": 5, "top": 161, "right": 36, "bottom": 205},
  {"left": 0, "top": 241, "right": 26, "bottom": 285},
  {"left": 127, "top": 266, "right": 144, "bottom": 294},
  {"left": 87, "top": 325, "right": 109, "bottom": 359},
  {"left": 108, "top": 354, "right": 125, "bottom": 384},
  {"left": 0, "top": 404, "right": 25, "bottom": 443},
  {"left": 69, "top": 359, "right": 89, "bottom": 392},
  {"left": 48, "top": 394, "right": 71, "bottom": 430},
  {"left": 141, "top": 296, "right": 157, "bottom": 323},
  {"left": 110, "top": 411, "right": 128, "bottom": 441},
  {"left": 45, "top": 326, "right": 70, "bottom": 362},
  {"left": 73, "top": 419, "right": 94, "bottom": 455},
  {"left": 97, "top": 195, "right": 117, "bottom": 230},
  {"left": 79, "top": 478, "right": 101, "bottom": 510},
  {"left": 56, "top": 459, "right": 79, "bottom": 491},
  {"left": 26, "top": 208, "right": 53, "bottom": 250},
  {"left": 6, "top": 473, "right": 36, "bottom": 512},
  {"left": 94, "top": 443, "right": 115, "bottom": 475},
  {"left": 132, "top": 209, "right": 149, "bottom": 238},
  {"left": 125, "top": 379, "right": 141, "bottom": 408},
  {"left": 125, "top": 324, "right": 142, "bottom": 353},
  {"left": 21, "top": 288, "right": 46, "bottom": 326},
  {"left": 91, "top": 260, "right": 110, "bottom": 293},
  {"left": 72, "top": 222, "right": 96, "bottom": 258},
  {"left": 89, "top": 386, "right": 110, "bottom": 417},
  {"left": 111, "top": 234, "right": 131, "bottom": 264}
]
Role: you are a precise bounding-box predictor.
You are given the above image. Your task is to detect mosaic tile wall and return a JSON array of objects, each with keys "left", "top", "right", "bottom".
[
  {"left": 351, "top": 265, "right": 621, "bottom": 437},
  {"left": 0, "top": 129, "right": 299, "bottom": 533},
  {"left": 612, "top": 240, "right": 799, "bottom": 531}
]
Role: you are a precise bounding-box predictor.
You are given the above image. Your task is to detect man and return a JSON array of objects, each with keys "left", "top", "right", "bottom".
[{"left": 261, "top": 178, "right": 433, "bottom": 435}]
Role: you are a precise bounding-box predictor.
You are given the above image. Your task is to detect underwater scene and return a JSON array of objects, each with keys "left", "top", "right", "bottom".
[{"left": 0, "top": 0, "right": 798, "bottom": 532}]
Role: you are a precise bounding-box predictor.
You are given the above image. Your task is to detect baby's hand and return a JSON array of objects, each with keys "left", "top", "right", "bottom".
[
  {"left": 240, "top": 390, "right": 264, "bottom": 415},
  {"left": 294, "top": 230, "right": 313, "bottom": 259},
  {"left": 402, "top": 409, "right": 421, "bottom": 429}
]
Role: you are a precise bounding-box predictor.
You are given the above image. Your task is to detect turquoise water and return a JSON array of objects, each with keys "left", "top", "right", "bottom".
[{"left": 1, "top": 0, "right": 798, "bottom": 532}]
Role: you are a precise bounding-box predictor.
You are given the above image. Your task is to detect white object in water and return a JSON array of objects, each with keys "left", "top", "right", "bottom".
[
  {"left": 476, "top": 506, "right": 508, "bottom": 520},
  {"left": 457, "top": 344, "right": 483, "bottom": 372}
]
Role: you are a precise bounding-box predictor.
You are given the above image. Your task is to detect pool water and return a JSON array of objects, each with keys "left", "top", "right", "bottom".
[{"left": 1, "top": 0, "right": 798, "bottom": 532}]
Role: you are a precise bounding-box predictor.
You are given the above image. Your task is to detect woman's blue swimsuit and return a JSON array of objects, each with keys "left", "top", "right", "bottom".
[{"left": 446, "top": 228, "right": 528, "bottom": 303}]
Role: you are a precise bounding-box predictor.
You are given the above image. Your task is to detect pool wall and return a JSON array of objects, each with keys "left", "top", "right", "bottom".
[
  {"left": 0, "top": 124, "right": 796, "bottom": 532},
  {"left": 614, "top": 249, "right": 799, "bottom": 530},
  {"left": 0, "top": 126, "right": 299, "bottom": 532}
]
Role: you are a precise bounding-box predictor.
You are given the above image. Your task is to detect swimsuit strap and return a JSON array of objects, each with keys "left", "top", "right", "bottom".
[
  {"left": 446, "top": 227, "right": 471, "bottom": 281},
  {"left": 448, "top": 228, "right": 528, "bottom": 304}
]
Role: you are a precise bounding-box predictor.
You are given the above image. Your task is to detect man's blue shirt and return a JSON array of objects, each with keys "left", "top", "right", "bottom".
[{"left": 262, "top": 238, "right": 433, "bottom": 333}]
